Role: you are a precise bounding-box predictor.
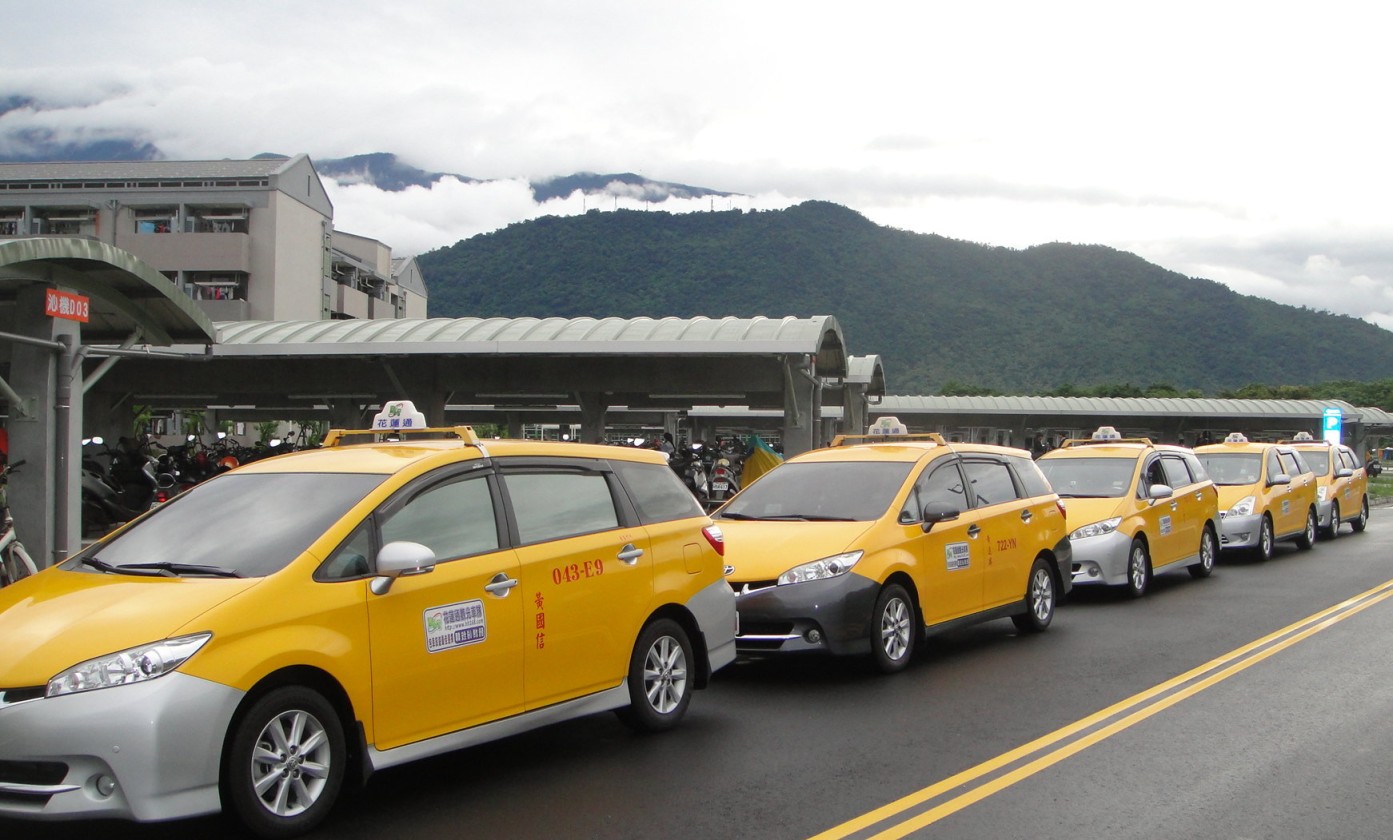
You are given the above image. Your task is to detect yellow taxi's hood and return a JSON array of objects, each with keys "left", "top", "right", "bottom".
[
  {"left": 1215, "top": 484, "right": 1260, "bottom": 509},
  {"left": 1060, "top": 497, "right": 1126, "bottom": 531},
  {"left": 0, "top": 568, "right": 261, "bottom": 686},
  {"left": 719, "top": 519, "right": 876, "bottom": 581}
]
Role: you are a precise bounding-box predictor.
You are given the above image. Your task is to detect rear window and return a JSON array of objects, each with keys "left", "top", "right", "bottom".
[
  {"left": 610, "top": 459, "right": 704, "bottom": 523},
  {"left": 718, "top": 461, "right": 913, "bottom": 522},
  {"left": 1007, "top": 454, "right": 1053, "bottom": 498}
]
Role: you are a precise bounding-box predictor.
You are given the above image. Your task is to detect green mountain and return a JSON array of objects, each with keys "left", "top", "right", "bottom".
[{"left": 416, "top": 201, "right": 1393, "bottom": 394}]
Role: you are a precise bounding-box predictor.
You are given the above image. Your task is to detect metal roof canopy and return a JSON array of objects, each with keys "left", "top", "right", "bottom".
[
  {"left": 0, "top": 237, "right": 217, "bottom": 569},
  {"left": 869, "top": 395, "right": 1393, "bottom": 455},
  {"left": 0, "top": 238, "right": 217, "bottom": 344},
  {"left": 83, "top": 315, "right": 849, "bottom": 452}
]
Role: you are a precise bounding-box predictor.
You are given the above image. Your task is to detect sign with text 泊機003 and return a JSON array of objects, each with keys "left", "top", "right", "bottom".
[{"left": 44, "top": 289, "right": 90, "bottom": 323}]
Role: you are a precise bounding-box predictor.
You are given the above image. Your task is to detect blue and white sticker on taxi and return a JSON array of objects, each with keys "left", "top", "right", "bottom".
[
  {"left": 1282, "top": 499, "right": 1291, "bottom": 516},
  {"left": 1160, "top": 515, "right": 1173, "bottom": 536},
  {"left": 425, "top": 599, "right": 487, "bottom": 653},
  {"left": 946, "top": 542, "right": 971, "bottom": 571}
]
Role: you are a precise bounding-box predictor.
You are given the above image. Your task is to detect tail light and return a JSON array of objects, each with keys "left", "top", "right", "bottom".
[
  {"left": 702, "top": 524, "right": 725, "bottom": 556},
  {"left": 155, "top": 488, "right": 171, "bottom": 504}
]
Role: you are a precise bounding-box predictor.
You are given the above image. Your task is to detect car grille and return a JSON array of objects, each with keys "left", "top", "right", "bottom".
[
  {"left": 728, "top": 580, "right": 777, "bottom": 596},
  {"left": 0, "top": 687, "right": 44, "bottom": 708},
  {"left": 0, "top": 760, "right": 68, "bottom": 787}
]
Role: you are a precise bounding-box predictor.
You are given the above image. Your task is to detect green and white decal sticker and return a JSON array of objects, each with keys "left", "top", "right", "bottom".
[
  {"left": 425, "top": 599, "right": 487, "bottom": 653},
  {"left": 1282, "top": 499, "right": 1291, "bottom": 516},
  {"left": 1160, "top": 515, "right": 1173, "bottom": 536},
  {"left": 946, "top": 542, "right": 971, "bottom": 571}
]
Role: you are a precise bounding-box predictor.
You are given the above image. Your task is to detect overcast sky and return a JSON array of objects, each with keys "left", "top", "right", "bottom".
[{"left": 4, "top": 1, "right": 1392, "bottom": 331}]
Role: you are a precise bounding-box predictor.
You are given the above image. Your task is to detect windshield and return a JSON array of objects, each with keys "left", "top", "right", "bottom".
[
  {"left": 718, "top": 460, "right": 913, "bottom": 521},
  {"left": 1195, "top": 453, "right": 1262, "bottom": 486},
  {"left": 1036, "top": 457, "right": 1135, "bottom": 498},
  {"left": 71, "top": 472, "right": 386, "bottom": 577}
]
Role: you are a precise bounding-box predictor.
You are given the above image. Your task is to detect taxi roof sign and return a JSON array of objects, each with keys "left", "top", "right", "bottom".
[
  {"left": 322, "top": 399, "right": 483, "bottom": 448},
  {"left": 1224, "top": 432, "right": 1249, "bottom": 443},
  {"left": 1291, "top": 431, "right": 1315, "bottom": 442},
  {"left": 373, "top": 400, "right": 427, "bottom": 431},
  {"left": 869, "top": 416, "right": 910, "bottom": 436},
  {"left": 1092, "top": 426, "right": 1122, "bottom": 441}
]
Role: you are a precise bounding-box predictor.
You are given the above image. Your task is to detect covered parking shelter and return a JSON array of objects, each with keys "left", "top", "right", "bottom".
[
  {"left": 870, "top": 395, "right": 1393, "bottom": 457},
  {"left": 82, "top": 313, "right": 850, "bottom": 453},
  {"left": 0, "top": 237, "right": 216, "bottom": 567}
]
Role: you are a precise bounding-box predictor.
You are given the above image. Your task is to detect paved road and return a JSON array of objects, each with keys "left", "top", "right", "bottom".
[{"left": 9, "top": 515, "right": 1392, "bottom": 839}]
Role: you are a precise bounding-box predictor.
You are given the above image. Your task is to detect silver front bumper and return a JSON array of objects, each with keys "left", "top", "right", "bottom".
[
  {"left": 1068, "top": 530, "right": 1133, "bottom": 587},
  {"left": 0, "top": 672, "right": 244, "bottom": 823}
]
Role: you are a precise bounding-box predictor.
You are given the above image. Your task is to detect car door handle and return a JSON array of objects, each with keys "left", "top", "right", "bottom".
[
  {"left": 1170, "top": 501, "right": 1179, "bottom": 511},
  {"left": 618, "top": 543, "right": 644, "bottom": 565},
  {"left": 967, "top": 524, "right": 981, "bottom": 538},
  {"left": 484, "top": 573, "right": 518, "bottom": 596},
  {"left": 1020, "top": 509, "right": 1033, "bottom": 523}
]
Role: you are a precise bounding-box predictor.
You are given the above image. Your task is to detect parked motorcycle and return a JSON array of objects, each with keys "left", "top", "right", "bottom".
[
  {"left": 707, "top": 443, "right": 744, "bottom": 507},
  {"left": 669, "top": 442, "right": 710, "bottom": 508},
  {"left": 81, "top": 436, "right": 159, "bottom": 537}
]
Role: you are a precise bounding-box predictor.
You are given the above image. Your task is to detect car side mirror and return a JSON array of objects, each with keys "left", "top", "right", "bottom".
[
  {"left": 370, "top": 540, "right": 437, "bottom": 596},
  {"left": 1147, "top": 483, "right": 1173, "bottom": 501},
  {"left": 1268, "top": 473, "right": 1292, "bottom": 487},
  {"left": 1336, "top": 468, "right": 1353, "bottom": 478},
  {"left": 920, "top": 501, "right": 960, "bottom": 532}
]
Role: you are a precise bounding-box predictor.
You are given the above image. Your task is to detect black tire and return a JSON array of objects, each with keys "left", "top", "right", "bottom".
[
  {"left": 1124, "top": 538, "right": 1151, "bottom": 598},
  {"left": 1322, "top": 502, "right": 1341, "bottom": 540},
  {"left": 1295, "top": 507, "right": 1317, "bottom": 551},
  {"left": 1254, "top": 515, "right": 1275, "bottom": 562},
  {"left": 870, "top": 583, "right": 917, "bottom": 674},
  {"left": 616, "top": 618, "right": 693, "bottom": 733},
  {"left": 222, "top": 686, "right": 347, "bottom": 839},
  {"left": 1188, "top": 526, "right": 1217, "bottom": 579},
  {"left": 1012, "top": 557, "right": 1056, "bottom": 633},
  {"left": 1352, "top": 496, "right": 1369, "bottom": 533}
]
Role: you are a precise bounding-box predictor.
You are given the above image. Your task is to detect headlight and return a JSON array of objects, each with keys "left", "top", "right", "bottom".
[
  {"left": 778, "top": 551, "right": 862, "bottom": 585},
  {"left": 1070, "top": 517, "right": 1122, "bottom": 540},
  {"left": 1316, "top": 486, "right": 1328, "bottom": 502},
  {"left": 47, "top": 633, "right": 212, "bottom": 697},
  {"left": 1228, "top": 496, "right": 1256, "bottom": 517}
]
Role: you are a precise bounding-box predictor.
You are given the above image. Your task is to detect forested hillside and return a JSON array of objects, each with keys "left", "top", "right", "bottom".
[{"left": 417, "top": 201, "right": 1393, "bottom": 395}]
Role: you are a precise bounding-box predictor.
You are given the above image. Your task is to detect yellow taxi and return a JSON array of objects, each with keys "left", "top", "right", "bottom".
[
  {"left": 1284, "top": 433, "right": 1372, "bottom": 539},
  {"left": 1036, "top": 427, "right": 1220, "bottom": 598},
  {"left": 1195, "top": 433, "right": 1320, "bottom": 560},
  {"left": 715, "top": 420, "right": 1071, "bottom": 674},
  {"left": 0, "top": 402, "right": 736, "bottom": 837}
]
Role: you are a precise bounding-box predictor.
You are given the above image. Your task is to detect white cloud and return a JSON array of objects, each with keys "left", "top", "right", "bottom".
[{"left": 3, "top": 0, "right": 1393, "bottom": 335}]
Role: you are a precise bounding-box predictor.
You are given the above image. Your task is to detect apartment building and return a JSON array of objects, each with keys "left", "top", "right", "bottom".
[{"left": 0, "top": 154, "right": 427, "bottom": 321}]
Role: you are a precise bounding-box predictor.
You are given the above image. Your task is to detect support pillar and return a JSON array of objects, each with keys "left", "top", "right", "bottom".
[
  {"left": 781, "top": 355, "right": 820, "bottom": 457},
  {"left": 9, "top": 283, "right": 81, "bottom": 566},
  {"left": 576, "top": 392, "right": 609, "bottom": 444}
]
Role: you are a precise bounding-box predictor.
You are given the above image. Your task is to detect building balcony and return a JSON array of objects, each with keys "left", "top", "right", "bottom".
[{"left": 114, "top": 231, "right": 251, "bottom": 272}]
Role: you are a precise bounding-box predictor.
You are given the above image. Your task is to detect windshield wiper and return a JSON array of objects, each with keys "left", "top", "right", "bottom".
[
  {"left": 120, "top": 562, "right": 242, "bottom": 578},
  {"left": 760, "top": 514, "right": 858, "bottom": 522},
  {"left": 81, "top": 556, "right": 171, "bottom": 577}
]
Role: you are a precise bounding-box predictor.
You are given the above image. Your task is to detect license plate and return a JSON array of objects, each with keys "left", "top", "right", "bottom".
[{"left": 711, "top": 481, "right": 729, "bottom": 492}]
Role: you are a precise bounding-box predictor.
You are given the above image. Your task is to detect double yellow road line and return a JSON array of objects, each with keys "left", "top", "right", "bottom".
[{"left": 812, "top": 577, "right": 1393, "bottom": 840}]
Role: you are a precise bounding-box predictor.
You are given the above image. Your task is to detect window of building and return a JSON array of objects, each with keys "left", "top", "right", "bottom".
[
  {"left": 134, "top": 207, "right": 176, "bottom": 234},
  {"left": 0, "top": 210, "right": 20, "bottom": 236},
  {"left": 186, "top": 272, "right": 248, "bottom": 301},
  {"left": 35, "top": 208, "right": 95, "bottom": 235},
  {"left": 187, "top": 206, "right": 249, "bottom": 233}
]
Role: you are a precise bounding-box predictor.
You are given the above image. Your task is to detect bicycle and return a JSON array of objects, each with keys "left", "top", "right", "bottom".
[{"left": 0, "top": 460, "right": 40, "bottom": 587}]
